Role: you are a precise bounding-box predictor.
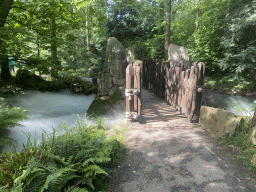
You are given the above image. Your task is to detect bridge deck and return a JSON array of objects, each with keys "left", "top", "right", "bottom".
[{"left": 109, "top": 87, "right": 256, "bottom": 192}]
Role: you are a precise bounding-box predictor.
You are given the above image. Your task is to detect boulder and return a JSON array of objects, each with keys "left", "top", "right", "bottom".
[
  {"left": 250, "top": 127, "right": 256, "bottom": 145},
  {"left": 125, "top": 47, "right": 136, "bottom": 62},
  {"left": 168, "top": 44, "right": 191, "bottom": 68},
  {"left": 251, "top": 153, "right": 256, "bottom": 166},
  {"left": 98, "top": 37, "right": 125, "bottom": 97}
]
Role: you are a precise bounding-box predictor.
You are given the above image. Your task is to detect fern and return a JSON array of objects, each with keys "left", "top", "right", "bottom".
[
  {"left": 81, "top": 157, "right": 111, "bottom": 167},
  {"left": 64, "top": 186, "right": 89, "bottom": 192},
  {"left": 13, "top": 157, "right": 80, "bottom": 192},
  {"left": 39, "top": 167, "right": 79, "bottom": 192},
  {"left": 0, "top": 182, "right": 23, "bottom": 192}
]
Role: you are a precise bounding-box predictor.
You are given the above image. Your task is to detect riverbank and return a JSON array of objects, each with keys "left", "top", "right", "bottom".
[{"left": 204, "top": 75, "right": 256, "bottom": 97}]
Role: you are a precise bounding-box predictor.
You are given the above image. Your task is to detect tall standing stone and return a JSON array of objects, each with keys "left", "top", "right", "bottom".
[
  {"left": 168, "top": 44, "right": 191, "bottom": 69},
  {"left": 98, "top": 37, "right": 125, "bottom": 97}
]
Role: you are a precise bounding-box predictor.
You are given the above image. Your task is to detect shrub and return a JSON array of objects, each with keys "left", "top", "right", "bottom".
[{"left": 0, "top": 97, "right": 31, "bottom": 148}]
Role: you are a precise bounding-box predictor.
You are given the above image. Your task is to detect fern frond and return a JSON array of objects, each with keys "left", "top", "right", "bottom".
[
  {"left": 39, "top": 167, "right": 79, "bottom": 192},
  {"left": 73, "top": 148, "right": 97, "bottom": 163},
  {"left": 81, "top": 157, "right": 111, "bottom": 167},
  {"left": 80, "top": 165, "right": 108, "bottom": 177},
  {"left": 65, "top": 186, "right": 89, "bottom": 192}
]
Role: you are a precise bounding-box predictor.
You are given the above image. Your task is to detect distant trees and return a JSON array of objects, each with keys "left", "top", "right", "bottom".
[
  {"left": 0, "top": 0, "right": 255, "bottom": 80},
  {"left": 218, "top": 0, "right": 256, "bottom": 80}
]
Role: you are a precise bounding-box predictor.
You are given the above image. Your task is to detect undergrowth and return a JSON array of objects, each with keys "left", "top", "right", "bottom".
[
  {"left": 204, "top": 75, "right": 256, "bottom": 93},
  {"left": 215, "top": 116, "right": 256, "bottom": 173},
  {"left": 0, "top": 114, "right": 126, "bottom": 192}
]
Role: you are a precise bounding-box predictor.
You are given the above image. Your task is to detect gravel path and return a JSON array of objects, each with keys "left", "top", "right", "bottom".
[{"left": 108, "top": 87, "right": 256, "bottom": 192}]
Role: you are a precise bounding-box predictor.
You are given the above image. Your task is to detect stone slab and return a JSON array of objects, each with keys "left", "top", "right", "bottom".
[{"left": 199, "top": 106, "right": 244, "bottom": 137}]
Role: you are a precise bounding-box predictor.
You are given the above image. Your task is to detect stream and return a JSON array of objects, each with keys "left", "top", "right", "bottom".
[
  {"left": 1, "top": 88, "right": 256, "bottom": 154},
  {"left": 203, "top": 89, "right": 256, "bottom": 117},
  {"left": 0, "top": 89, "right": 96, "bottom": 154}
]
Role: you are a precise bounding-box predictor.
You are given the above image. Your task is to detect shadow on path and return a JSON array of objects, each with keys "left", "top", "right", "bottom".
[{"left": 109, "top": 87, "right": 256, "bottom": 192}]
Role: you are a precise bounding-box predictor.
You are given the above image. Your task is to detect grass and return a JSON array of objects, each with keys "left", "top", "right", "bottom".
[{"left": 204, "top": 75, "right": 256, "bottom": 93}]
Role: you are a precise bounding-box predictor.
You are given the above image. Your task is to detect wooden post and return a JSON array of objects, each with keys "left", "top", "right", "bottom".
[
  {"left": 193, "top": 62, "right": 205, "bottom": 123},
  {"left": 189, "top": 65, "right": 199, "bottom": 122},
  {"left": 125, "top": 65, "right": 134, "bottom": 124},
  {"left": 134, "top": 63, "right": 138, "bottom": 113},
  {"left": 135, "top": 61, "right": 141, "bottom": 123},
  {"left": 179, "top": 70, "right": 185, "bottom": 113}
]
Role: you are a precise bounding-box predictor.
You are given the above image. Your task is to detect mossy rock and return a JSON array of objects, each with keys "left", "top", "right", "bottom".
[
  {"left": 125, "top": 47, "right": 136, "bottom": 61},
  {"left": 87, "top": 90, "right": 122, "bottom": 118},
  {"left": 98, "top": 37, "right": 125, "bottom": 97}
]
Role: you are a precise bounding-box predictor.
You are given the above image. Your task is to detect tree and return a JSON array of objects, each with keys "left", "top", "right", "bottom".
[
  {"left": 218, "top": 0, "right": 256, "bottom": 80},
  {"left": 165, "top": 0, "right": 171, "bottom": 60},
  {"left": 196, "top": 0, "right": 199, "bottom": 30},
  {"left": 0, "top": 0, "right": 13, "bottom": 81}
]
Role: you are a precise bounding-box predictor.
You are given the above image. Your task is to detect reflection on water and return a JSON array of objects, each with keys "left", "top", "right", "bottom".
[
  {"left": 203, "top": 89, "right": 256, "bottom": 117},
  {"left": 0, "top": 89, "right": 96, "bottom": 154}
]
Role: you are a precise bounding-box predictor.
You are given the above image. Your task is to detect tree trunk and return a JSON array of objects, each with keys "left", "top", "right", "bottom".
[
  {"left": 0, "top": 41, "right": 10, "bottom": 81},
  {"left": 0, "top": 0, "right": 14, "bottom": 82},
  {"left": 160, "top": 2, "right": 164, "bottom": 23},
  {"left": 37, "top": 33, "right": 40, "bottom": 57},
  {"left": 196, "top": 0, "right": 199, "bottom": 30},
  {"left": 165, "top": 0, "right": 171, "bottom": 61},
  {"left": 85, "top": 7, "right": 89, "bottom": 51},
  {"left": 50, "top": 10, "right": 59, "bottom": 77}
]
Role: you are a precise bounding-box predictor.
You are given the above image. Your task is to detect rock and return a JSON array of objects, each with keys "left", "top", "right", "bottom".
[
  {"left": 251, "top": 153, "right": 256, "bottom": 166},
  {"left": 119, "top": 86, "right": 126, "bottom": 99},
  {"left": 168, "top": 44, "right": 191, "bottom": 68},
  {"left": 199, "top": 106, "right": 245, "bottom": 137},
  {"left": 250, "top": 127, "right": 256, "bottom": 145},
  {"left": 125, "top": 47, "right": 136, "bottom": 62},
  {"left": 100, "top": 96, "right": 111, "bottom": 101},
  {"left": 98, "top": 37, "right": 126, "bottom": 97}
]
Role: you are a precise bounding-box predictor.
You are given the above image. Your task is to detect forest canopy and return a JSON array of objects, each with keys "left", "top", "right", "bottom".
[{"left": 0, "top": 0, "right": 255, "bottom": 80}]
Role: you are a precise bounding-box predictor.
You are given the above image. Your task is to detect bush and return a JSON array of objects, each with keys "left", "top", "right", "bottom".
[{"left": 0, "top": 97, "right": 31, "bottom": 147}]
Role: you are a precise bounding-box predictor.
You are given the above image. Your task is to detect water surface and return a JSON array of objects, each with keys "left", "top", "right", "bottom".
[{"left": 1, "top": 89, "right": 96, "bottom": 154}]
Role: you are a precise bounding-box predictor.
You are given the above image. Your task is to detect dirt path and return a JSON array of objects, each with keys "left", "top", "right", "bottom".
[{"left": 108, "top": 88, "right": 256, "bottom": 192}]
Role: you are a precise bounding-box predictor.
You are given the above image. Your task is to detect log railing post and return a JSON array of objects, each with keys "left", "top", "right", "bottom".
[
  {"left": 135, "top": 61, "right": 141, "bottom": 123},
  {"left": 125, "top": 64, "right": 134, "bottom": 124}
]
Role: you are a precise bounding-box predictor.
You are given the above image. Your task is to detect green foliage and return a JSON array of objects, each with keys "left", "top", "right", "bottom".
[
  {"left": 0, "top": 97, "right": 31, "bottom": 147},
  {"left": 215, "top": 110, "right": 256, "bottom": 173},
  {"left": 204, "top": 75, "right": 256, "bottom": 92},
  {"left": 171, "top": 0, "right": 231, "bottom": 74},
  {"left": 218, "top": 0, "right": 256, "bottom": 80},
  {"left": 0, "top": 148, "right": 45, "bottom": 190},
  {"left": 0, "top": 115, "right": 126, "bottom": 192}
]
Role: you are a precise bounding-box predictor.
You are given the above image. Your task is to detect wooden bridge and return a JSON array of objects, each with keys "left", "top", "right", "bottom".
[
  {"left": 109, "top": 59, "right": 256, "bottom": 192},
  {"left": 125, "top": 59, "right": 205, "bottom": 125}
]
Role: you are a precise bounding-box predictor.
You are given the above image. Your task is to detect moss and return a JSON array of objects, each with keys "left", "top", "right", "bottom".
[{"left": 87, "top": 90, "right": 122, "bottom": 118}]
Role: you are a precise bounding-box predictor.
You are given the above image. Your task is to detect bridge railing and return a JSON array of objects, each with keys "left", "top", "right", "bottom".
[
  {"left": 142, "top": 59, "right": 205, "bottom": 123},
  {"left": 125, "top": 61, "right": 142, "bottom": 123}
]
